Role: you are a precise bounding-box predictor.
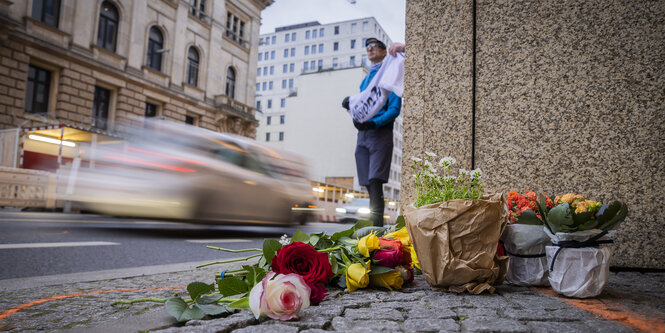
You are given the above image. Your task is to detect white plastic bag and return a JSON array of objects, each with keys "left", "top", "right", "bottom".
[
  {"left": 502, "top": 224, "right": 550, "bottom": 286},
  {"left": 544, "top": 229, "right": 614, "bottom": 298},
  {"left": 348, "top": 53, "right": 404, "bottom": 122}
]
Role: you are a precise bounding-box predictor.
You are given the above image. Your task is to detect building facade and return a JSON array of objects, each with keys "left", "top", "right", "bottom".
[
  {"left": 0, "top": 0, "right": 271, "bottom": 169},
  {"left": 255, "top": 17, "right": 392, "bottom": 148},
  {"left": 402, "top": 1, "right": 664, "bottom": 268}
]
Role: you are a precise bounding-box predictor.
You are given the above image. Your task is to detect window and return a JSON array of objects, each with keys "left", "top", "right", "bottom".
[
  {"left": 304, "top": 46, "right": 309, "bottom": 55},
  {"left": 267, "top": 99, "right": 272, "bottom": 108},
  {"left": 25, "top": 65, "right": 51, "bottom": 114},
  {"left": 270, "top": 66, "right": 274, "bottom": 75},
  {"left": 92, "top": 86, "right": 111, "bottom": 130},
  {"left": 291, "top": 32, "right": 296, "bottom": 41},
  {"left": 226, "top": 12, "right": 245, "bottom": 44},
  {"left": 313, "top": 29, "right": 317, "bottom": 38},
  {"left": 225, "top": 67, "right": 236, "bottom": 98},
  {"left": 186, "top": 47, "right": 199, "bottom": 86},
  {"left": 279, "top": 132, "right": 284, "bottom": 141},
  {"left": 256, "top": 83, "right": 260, "bottom": 91},
  {"left": 334, "top": 26, "right": 339, "bottom": 35},
  {"left": 285, "top": 33, "right": 290, "bottom": 42},
  {"left": 258, "top": 53, "right": 262, "bottom": 61},
  {"left": 270, "top": 51, "right": 275, "bottom": 59},
  {"left": 305, "top": 30, "right": 310, "bottom": 39},
  {"left": 289, "top": 63, "right": 294, "bottom": 72},
  {"left": 310, "top": 60, "right": 315, "bottom": 69},
  {"left": 318, "top": 44, "right": 323, "bottom": 53},
  {"left": 283, "top": 64, "right": 287, "bottom": 73},
  {"left": 333, "top": 57, "right": 338, "bottom": 68},
  {"left": 146, "top": 26, "right": 163, "bottom": 71},
  {"left": 262, "top": 82, "right": 266, "bottom": 90},
  {"left": 281, "top": 80, "right": 286, "bottom": 89},
  {"left": 265, "top": 132, "right": 270, "bottom": 141},
  {"left": 303, "top": 61, "right": 308, "bottom": 70},
  {"left": 32, "top": 0, "right": 60, "bottom": 27},
  {"left": 290, "top": 48, "right": 295, "bottom": 57},
  {"left": 267, "top": 116, "right": 271, "bottom": 125},
  {"left": 280, "top": 114, "right": 285, "bottom": 123},
  {"left": 350, "top": 56, "right": 356, "bottom": 66},
  {"left": 333, "top": 42, "right": 338, "bottom": 51},
  {"left": 257, "top": 68, "right": 261, "bottom": 76},
  {"left": 351, "top": 40, "right": 356, "bottom": 49},
  {"left": 283, "top": 49, "right": 288, "bottom": 57},
  {"left": 271, "top": 36, "right": 276, "bottom": 44},
  {"left": 185, "top": 114, "right": 199, "bottom": 125},
  {"left": 362, "top": 54, "right": 367, "bottom": 65},
  {"left": 260, "top": 37, "right": 264, "bottom": 45},
  {"left": 263, "top": 67, "right": 267, "bottom": 75},
  {"left": 97, "top": 1, "right": 118, "bottom": 52},
  {"left": 256, "top": 100, "right": 261, "bottom": 111},
  {"left": 317, "top": 60, "right": 322, "bottom": 68},
  {"left": 188, "top": 0, "right": 206, "bottom": 18},
  {"left": 145, "top": 102, "right": 158, "bottom": 118},
  {"left": 363, "top": 21, "right": 368, "bottom": 31},
  {"left": 288, "top": 79, "right": 293, "bottom": 88},
  {"left": 319, "top": 28, "right": 324, "bottom": 37},
  {"left": 263, "top": 51, "right": 268, "bottom": 59},
  {"left": 269, "top": 81, "right": 273, "bottom": 90},
  {"left": 311, "top": 44, "right": 316, "bottom": 54},
  {"left": 351, "top": 23, "right": 357, "bottom": 33}
]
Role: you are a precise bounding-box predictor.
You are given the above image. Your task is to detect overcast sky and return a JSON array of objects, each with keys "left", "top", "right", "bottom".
[{"left": 259, "top": 0, "right": 406, "bottom": 43}]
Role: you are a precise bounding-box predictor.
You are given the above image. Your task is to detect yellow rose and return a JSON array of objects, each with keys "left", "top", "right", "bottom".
[
  {"left": 370, "top": 270, "right": 404, "bottom": 291},
  {"left": 384, "top": 227, "right": 412, "bottom": 247},
  {"left": 346, "top": 261, "right": 370, "bottom": 292},
  {"left": 357, "top": 232, "right": 380, "bottom": 257}
]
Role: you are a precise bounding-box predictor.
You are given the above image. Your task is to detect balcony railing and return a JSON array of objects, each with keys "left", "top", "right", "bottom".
[{"left": 214, "top": 94, "right": 255, "bottom": 119}]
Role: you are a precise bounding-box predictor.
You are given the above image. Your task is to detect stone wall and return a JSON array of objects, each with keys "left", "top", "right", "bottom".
[{"left": 401, "top": 0, "right": 664, "bottom": 268}]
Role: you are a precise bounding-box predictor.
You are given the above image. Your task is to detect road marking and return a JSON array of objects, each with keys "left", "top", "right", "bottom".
[
  {"left": 0, "top": 241, "right": 120, "bottom": 249},
  {"left": 0, "top": 218, "right": 189, "bottom": 225},
  {"left": 185, "top": 239, "right": 252, "bottom": 243}
]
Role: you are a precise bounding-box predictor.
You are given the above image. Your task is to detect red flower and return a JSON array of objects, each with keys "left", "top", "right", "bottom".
[
  {"left": 507, "top": 200, "right": 514, "bottom": 211},
  {"left": 525, "top": 190, "right": 537, "bottom": 201},
  {"left": 507, "top": 191, "right": 519, "bottom": 202},
  {"left": 373, "top": 249, "right": 403, "bottom": 268},
  {"left": 544, "top": 195, "right": 554, "bottom": 209},
  {"left": 379, "top": 238, "right": 403, "bottom": 252},
  {"left": 516, "top": 196, "right": 529, "bottom": 209},
  {"left": 308, "top": 282, "right": 328, "bottom": 304},
  {"left": 271, "top": 242, "right": 333, "bottom": 302}
]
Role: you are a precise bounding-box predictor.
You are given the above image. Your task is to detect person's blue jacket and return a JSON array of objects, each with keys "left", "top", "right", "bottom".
[{"left": 359, "top": 66, "right": 401, "bottom": 128}]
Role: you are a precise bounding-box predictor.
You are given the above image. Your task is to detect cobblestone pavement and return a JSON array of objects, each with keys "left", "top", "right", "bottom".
[{"left": 1, "top": 267, "right": 663, "bottom": 333}]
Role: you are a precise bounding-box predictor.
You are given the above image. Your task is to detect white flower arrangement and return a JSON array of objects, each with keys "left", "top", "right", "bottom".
[{"left": 410, "top": 153, "right": 484, "bottom": 207}]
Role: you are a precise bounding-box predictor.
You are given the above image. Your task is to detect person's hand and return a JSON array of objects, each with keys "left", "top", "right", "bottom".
[
  {"left": 353, "top": 121, "right": 376, "bottom": 131},
  {"left": 342, "top": 96, "right": 350, "bottom": 110},
  {"left": 388, "top": 43, "right": 405, "bottom": 57}
]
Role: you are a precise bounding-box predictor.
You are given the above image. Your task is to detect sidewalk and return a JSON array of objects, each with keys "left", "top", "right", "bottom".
[{"left": 0, "top": 264, "right": 663, "bottom": 332}]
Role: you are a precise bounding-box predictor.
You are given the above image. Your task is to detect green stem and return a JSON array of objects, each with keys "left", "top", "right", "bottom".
[
  {"left": 206, "top": 246, "right": 262, "bottom": 253},
  {"left": 197, "top": 253, "right": 262, "bottom": 268},
  {"left": 111, "top": 297, "right": 192, "bottom": 306},
  {"left": 318, "top": 245, "right": 343, "bottom": 252}
]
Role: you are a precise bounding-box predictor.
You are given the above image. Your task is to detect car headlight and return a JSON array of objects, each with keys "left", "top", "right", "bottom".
[
  {"left": 335, "top": 208, "right": 347, "bottom": 214},
  {"left": 358, "top": 207, "right": 371, "bottom": 214}
]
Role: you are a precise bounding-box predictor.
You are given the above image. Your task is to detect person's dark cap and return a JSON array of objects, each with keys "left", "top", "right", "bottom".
[{"left": 365, "top": 38, "right": 386, "bottom": 49}]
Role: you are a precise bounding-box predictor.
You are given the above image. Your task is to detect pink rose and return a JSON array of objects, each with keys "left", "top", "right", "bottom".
[
  {"left": 248, "top": 272, "right": 311, "bottom": 320},
  {"left": 373, "top": 249, "right": 402, "bottom": 268}
]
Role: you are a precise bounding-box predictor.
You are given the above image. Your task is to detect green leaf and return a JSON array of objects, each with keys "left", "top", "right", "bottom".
[
  {"left": 243, "top": 265, "right": 267, "bottom": 287},
  {"left": 331, "top": 228, "right": 354, "bottom": 241},
  {"left": 187, "top": 282, "right": 214, "bottom": 301},
  {"left": 572, "top": 211, "right": 594, "bottom": 227},
  {"left": 340, "top": 250, "right": 351, "bottom": 265},
  {"left": 596, "top": 201, "right": 628, "bottom": 230},
  {"left": 352, "top": 219, "right": 373, "bottom": 231},
  {"left": 368, "top": 265, "right": 394, "bottom": 275},
  {"left": 262, "top": 239, "right": 282, "bottom": 265},
  {"left": 337, "top": 274, "right": 347, "bottom": 288},
  {"left": 309, "top": 234, "right": 320, "bottom": 246},
  {"left": 354, "top": 226, "right": 386, "bottom": 238},
  {"left": 227, "top": 296, "right": 250, "bottom": 309},
  {"left": 315, "top": 237, "right": 334, "bottom": 250},
  {"left": 217, "top": 277, "right": 248, "bottom": 297},
  {"left": 516, "top": 210, "right": 543, "bottom": 225},
  {"left": 395, "top": 215, "right": 405, "bottom": 229},
  {"left": 165, "top": 297, "right": 205, "bottom": 322},
  {"left": 197, "top": 303, "right": 233, "bottom": 316},
  {"left": 291, "top": 229, "right": 310, "bottom": 243},
  {"left": 547, "top": 203, "right": 573, "bottom": 234},
  {"left": 197, "top": 294, "right": 223, "bottom": 304},
  {"left": 329, "top": 254, "right": 339, "bottom": 274}
]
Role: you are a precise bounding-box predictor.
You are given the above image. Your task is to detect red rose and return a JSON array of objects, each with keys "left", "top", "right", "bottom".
[
  {"left": 309, "top": 282, "right": 328, "bottom": 304},
  {"left": 373, "top": 248, "right": 402, "bottom": 268},
  {"left": 271, "top": 241, "right": 333, "bottom": 287},
  {"left": 379, "top": 237, "right": 403, "bottom": 252}
]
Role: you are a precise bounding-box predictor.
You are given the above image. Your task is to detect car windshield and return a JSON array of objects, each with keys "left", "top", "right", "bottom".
[{"left": 348, "top": 199, "right": 370, "bottom": 206}]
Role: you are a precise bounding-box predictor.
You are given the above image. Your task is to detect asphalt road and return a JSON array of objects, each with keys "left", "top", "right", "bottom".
[{"left": 0, "top": 212, "right": 350, "bottom": 280}]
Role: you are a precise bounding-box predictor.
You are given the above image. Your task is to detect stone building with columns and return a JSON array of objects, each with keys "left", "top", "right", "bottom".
[{"left": 0, "top": 0, "right": 270, "bottom": 170}]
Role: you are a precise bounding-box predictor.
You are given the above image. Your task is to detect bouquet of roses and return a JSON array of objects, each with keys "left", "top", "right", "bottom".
[
  {"left": 503, "top": 190, "right": 555, "bottom": 286},
  {"left": 114, "top": 219, "right": 418, "bottom": 322}
]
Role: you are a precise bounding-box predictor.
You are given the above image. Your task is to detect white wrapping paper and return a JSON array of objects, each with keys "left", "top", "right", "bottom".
[{"left": 502, "top": 224, "right": 550, "bottom": 286}]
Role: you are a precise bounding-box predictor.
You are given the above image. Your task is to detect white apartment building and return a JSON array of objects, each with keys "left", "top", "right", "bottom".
[{"left": 253, "top": 17, "right": 402, "bottom": 201}]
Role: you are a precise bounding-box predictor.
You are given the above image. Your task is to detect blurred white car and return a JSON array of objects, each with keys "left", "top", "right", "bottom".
[
  {"left": 335, "top": 198, "right": 371, "bottom": 223},
  {"left": 58, "top": 119, "right": 316, "bottom": 225}
]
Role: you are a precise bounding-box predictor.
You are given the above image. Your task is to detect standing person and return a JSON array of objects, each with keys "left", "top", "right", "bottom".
[{"left": 342, "top": 38, "right": 402, "bottom": 227}]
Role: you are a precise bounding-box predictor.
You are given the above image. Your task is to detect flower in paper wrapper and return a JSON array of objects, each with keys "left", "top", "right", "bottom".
[
  {"left": 358, "top": 233, "right": 380, "bottom": 257},
  {"left": 373, "top": 248, "right": 402, "bottom": 268},
  {"left": 370, "top": 270, "right": 404, "bottom": 290},
  {"left": 248, "top": 272, "right": 310, "bottom": 320},
  {"left": 346, "top": 261, "right": 370, "bottom": 292}
]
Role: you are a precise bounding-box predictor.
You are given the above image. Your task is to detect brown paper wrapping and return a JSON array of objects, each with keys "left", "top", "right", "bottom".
[{"left": 405, "top": 193, "right": 509, "bottom": 294}]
